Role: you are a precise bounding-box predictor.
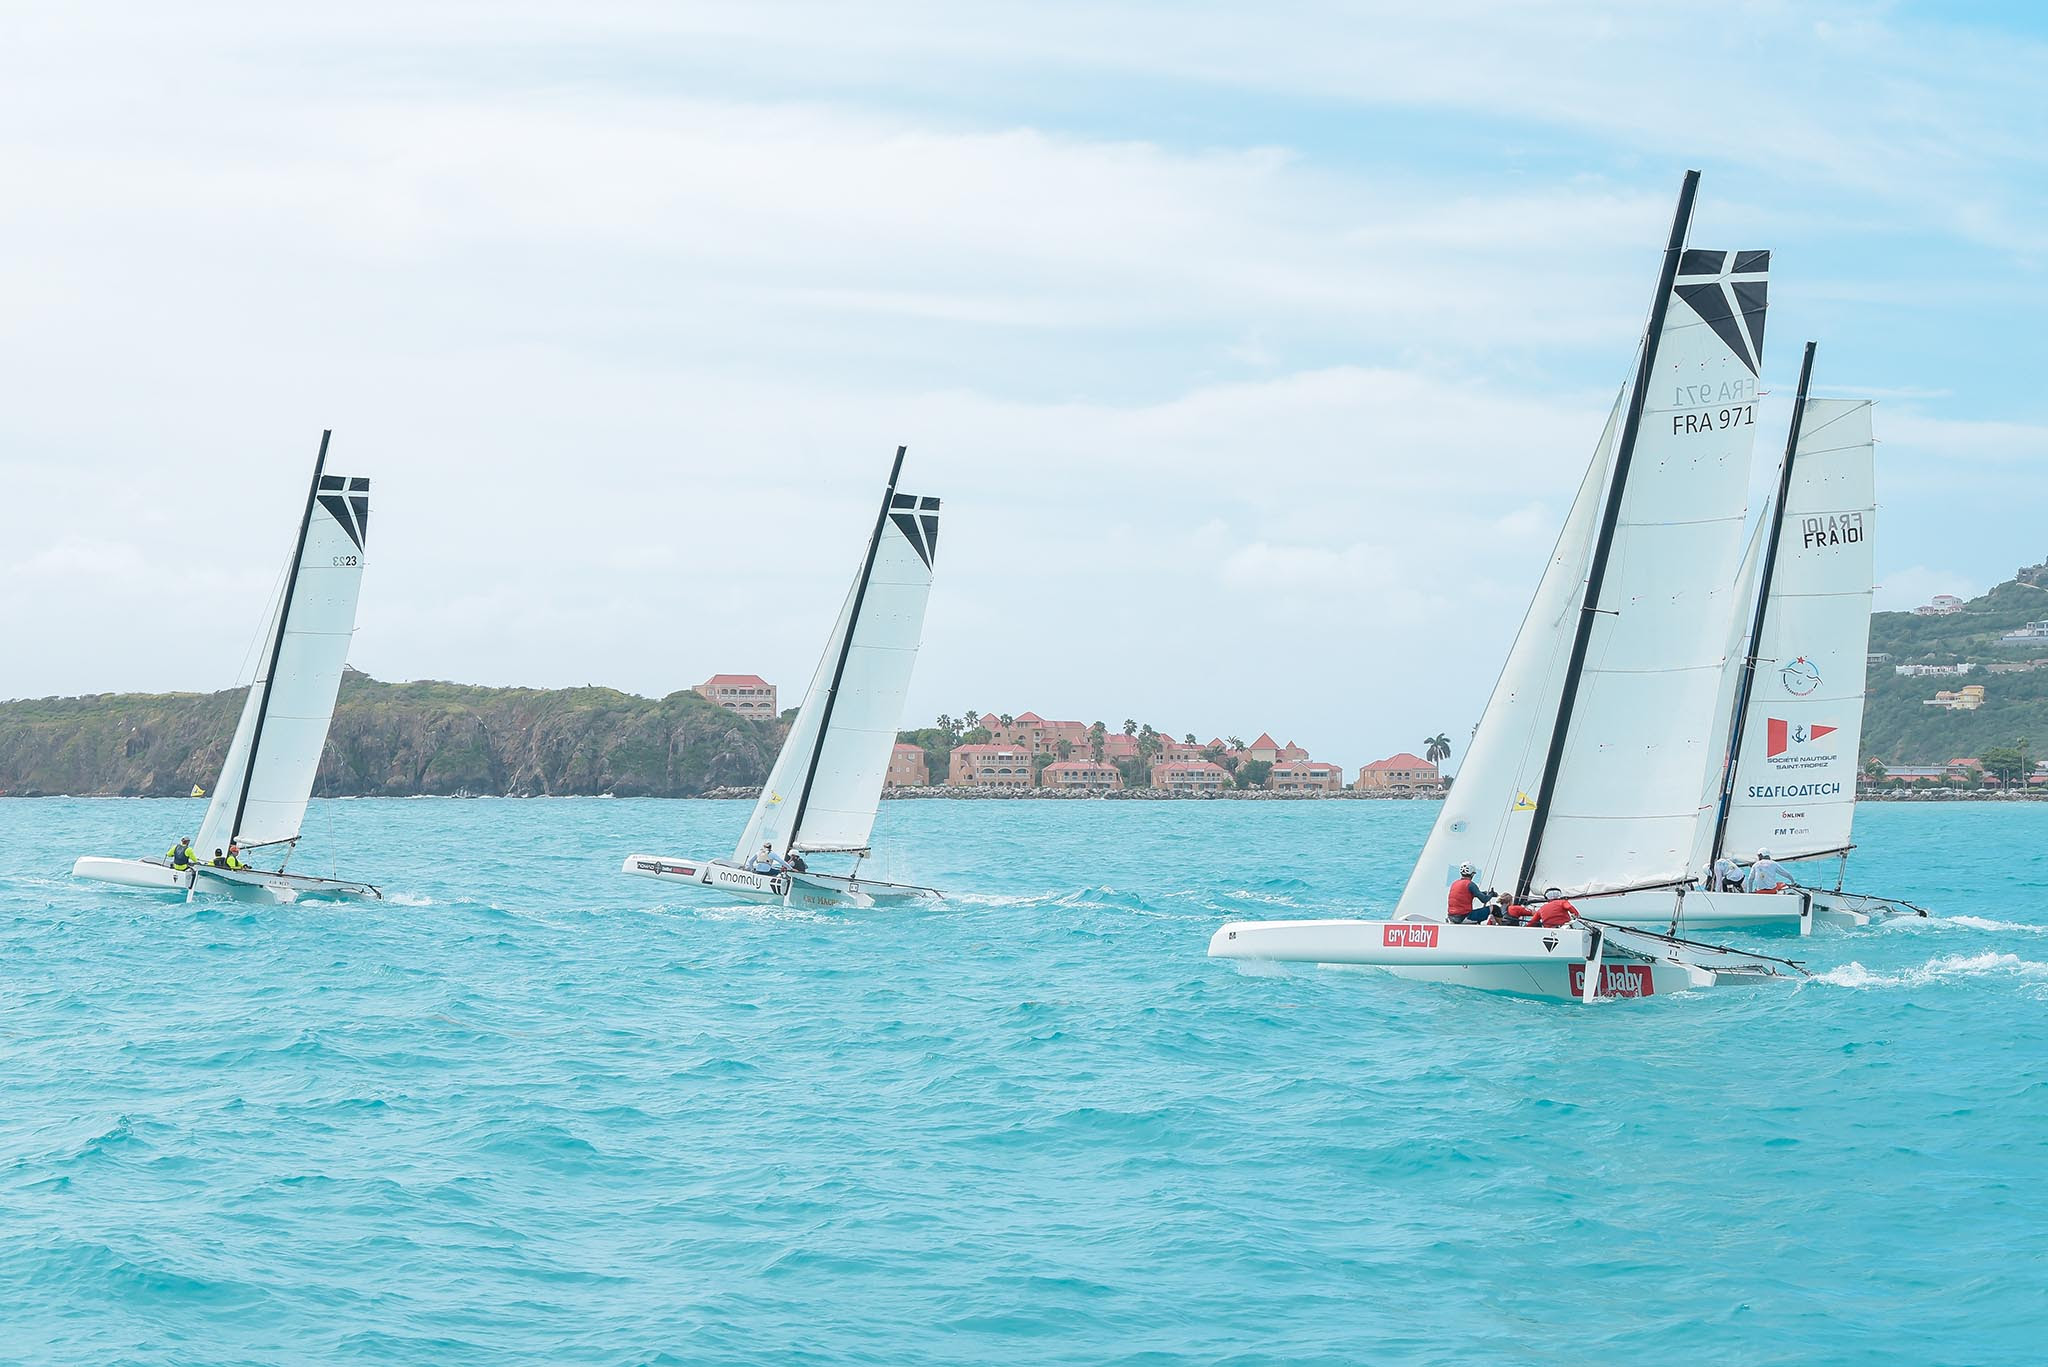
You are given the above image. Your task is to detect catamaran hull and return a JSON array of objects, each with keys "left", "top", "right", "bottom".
[
  {"left": 71, "top": 857, "right": 379, "bottom": 904},
  {"left": 1806, "top": 887, "right": 1927, "bottom": 927},
  {"left": 1206, "top": 917, "right": 1798, "bottom": 1002},
  {"left": 621, "top": 854, "right": 941, "bottom": 910},
  {"left": 1581, "top": 888, "right": 1812, "bottom": 935}
]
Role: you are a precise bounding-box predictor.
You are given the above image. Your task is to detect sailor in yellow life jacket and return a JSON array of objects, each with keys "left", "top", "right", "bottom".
[
  {"left": 211, "top": 841, "right": 249, "bottom": 871},
  {"left": 166, "top": 837, "right": 199, "bottom": 870}
]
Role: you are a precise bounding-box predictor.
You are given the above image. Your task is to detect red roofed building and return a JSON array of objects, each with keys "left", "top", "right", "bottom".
[
  {"left": 696, "top": 674, "right": 777, "bottom": 719},
  {"left": 1354, "top": 753, "right": 1442, "bottom": 792},
  {"left": 1243, "top": 733, "right": 1283, "bottom": 764},
  {"left": 886, "top": 743, "right": 929, "bottom": 787},
  {"left": 948, "top": 743, "right": 1034, "bottom": 787},
  {"left": 1150, "top": 759, "right": 1230, "bottom": 793},
  {"left": 1041, "top": 759, "right": 1123, "bottom": 791},
  {"left": 1270, "top": 760, "right": 1343, "bottom": 792}
]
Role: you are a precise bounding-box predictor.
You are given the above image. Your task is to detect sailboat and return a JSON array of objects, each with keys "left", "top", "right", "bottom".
[
  {"left": 622, "top": 447, "right": 942, "bottom": 910},
  {"left": 1700, "top": 343, "right": 1923, "bottom": 927},
  {"left": 73, "top": 432, "right": 381, "bottom": 903},
  {"left": 1210, "top": 171, "right": 1809, "bottom": 999}
]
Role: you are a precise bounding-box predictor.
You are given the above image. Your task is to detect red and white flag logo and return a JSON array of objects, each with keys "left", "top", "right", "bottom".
[{"left": 1767, "top": 718, "right": 1836, "bottom": 759}]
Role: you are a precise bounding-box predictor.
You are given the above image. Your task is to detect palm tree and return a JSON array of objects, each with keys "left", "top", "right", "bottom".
[
  {"left": 1183, "top": 733, "right": 1197, "bottom": 746},
  {"left": 1123, "top": 719, "right": 1138, "bottom": 737},
  {"left": 1425, "top": 733, "right": 1451, "bottom": 767},
  {"left": 1225, "top": 735, "right": 1244, "bottom": 750}
]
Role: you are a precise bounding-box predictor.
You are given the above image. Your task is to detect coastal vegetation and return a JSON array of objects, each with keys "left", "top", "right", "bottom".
[{"left": 0, "top": 671, "right": 780, "bottom": 797}]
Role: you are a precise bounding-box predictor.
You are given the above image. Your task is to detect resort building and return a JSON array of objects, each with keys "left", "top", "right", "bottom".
[
  {"left": 1040, "top": 759, "right": 1123, "bottom": 791},
  {"left": 885, "top": 743, "right": 929, "bottom": 787},
  {"left": 1269, "top": 760, "right": 1343, "bottom": 792},
  {"left": 1924, "top": 685, "right": 1986, "bottom": 711},
  {"left": 1894, "top": 663, "right": 1975, "bottom": 677},
  {"left": 1353, "top": 753, "right": 1443, "bottom": 791},
  {"left": 695, "top": 674, "right": 778, "bottom": 719},
  {"left": 2000, "top": 621, "right": 2048, "bottom": 646},
  {"left": 1913, "top": 595, "right": 1965, "bottom": 616},
  {"left": 1150, "top": 760, "right": 1230, "bottom": 793},
  {"left": 947, "top": 744, "right": 1035, "bottom": 787}
]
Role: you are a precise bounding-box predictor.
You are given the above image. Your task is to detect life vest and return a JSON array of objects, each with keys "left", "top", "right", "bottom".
[
  {"left": 167, "top": 844, "right": 194, "bottom": 869},
  {"left": 1529, "top": 899, "right": 1576, "bottom": 928},
  {"left": 1447, "top": 877, "right": 1480, "bottom": 918}
]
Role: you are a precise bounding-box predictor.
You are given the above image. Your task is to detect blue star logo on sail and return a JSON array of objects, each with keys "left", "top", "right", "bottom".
[
  {"left": 1673, "top": 250, "right": 1769, "bottom": 375},
  {"left": 1779, "top": 656, "right": 1822, "bottom": 696},
  {"left": 889, "top": 494, "right": 941, "bottom": 569},
  {"left": 317, "top": 475, "right": 371, "bottom": 551}
]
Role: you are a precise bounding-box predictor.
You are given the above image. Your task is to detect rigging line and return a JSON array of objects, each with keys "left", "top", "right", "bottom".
[{"left": 1711, "top": 341, "right": 1817, "bottom": 865}]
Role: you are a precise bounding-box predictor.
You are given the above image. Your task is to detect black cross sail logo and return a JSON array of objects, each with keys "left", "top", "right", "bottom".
[
  {"left": 1673, "top": 249, "right": 1769, "bottom": 375},
  {"left": 889, "top": 493, "right": 941, "bottom": 569},
  {"left": 318, "top": 475, "right": 371, "bottom": 551}
]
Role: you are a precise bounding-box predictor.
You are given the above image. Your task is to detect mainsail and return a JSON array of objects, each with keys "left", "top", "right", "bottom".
[
  {"left": 734, "top": 447, "right": 939, "bottom": 860},
  {"left": 1711, "top": 357, "right": 1875, "bottom": 862},
  {"left": 1394, "top": 171, "right": 1771, "bottom": 912},
  {"left": 194, "top": 434, "right": 369, "bottom": 856}
]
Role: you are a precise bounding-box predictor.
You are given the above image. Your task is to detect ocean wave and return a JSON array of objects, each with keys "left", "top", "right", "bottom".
[{"left": 1814, "top": 951, "right": 2048, "bottom": 989}]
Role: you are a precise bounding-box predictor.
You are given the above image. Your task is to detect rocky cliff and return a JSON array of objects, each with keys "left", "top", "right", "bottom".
[{"left": 0, "top": 671, "right": 783, "bottom": 797}]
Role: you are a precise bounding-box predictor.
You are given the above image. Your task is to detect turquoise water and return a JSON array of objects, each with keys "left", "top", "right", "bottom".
[{"left": 3, "top": 797, "right": 2043, "bottom": 1365}]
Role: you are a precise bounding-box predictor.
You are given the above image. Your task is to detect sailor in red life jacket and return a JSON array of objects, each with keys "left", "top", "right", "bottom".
[
  {"left": 1525, "top": 888, "right": 1578, "bottom": 928},
  {"left": 1445, "top": 864, "right": 1495, "bottom": 923}
]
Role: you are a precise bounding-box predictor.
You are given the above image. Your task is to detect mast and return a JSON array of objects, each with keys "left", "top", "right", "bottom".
[
  {"left": 230, "top": 429, "right": 331, "bottom": 846},
  {"left": 1514, "top": 171, "right": 1699, "bottom": 903},
  {"left": 784, "top": 445, "right": 907, "bottom": 855},
  {"left": 1709, "top": 340, "right": 1817, "bottom": 864}
]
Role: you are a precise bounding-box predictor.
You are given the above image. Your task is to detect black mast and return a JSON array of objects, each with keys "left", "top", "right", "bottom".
[
  {"left": 1709, "top": 340, "right": 1817, "bottom": 864},
  {"left": 230, "top": 429, "right": 331, "bottom": 846},
  {"left": 1514, "top": 172, "right": 1700, "bottom": 903},
  {"left": 784, "top": 445, "right": 907, "bottom": 855}
]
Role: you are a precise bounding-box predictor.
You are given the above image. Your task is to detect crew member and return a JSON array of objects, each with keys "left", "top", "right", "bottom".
[
  {"left": 211, "top": 848, "right": 230, "bottom": 867},
  {"left": 1446, "top": 864, "right": 1493, "bottom": 924},
  {"left": 749, "top": 843, "right": 787, "bottom": 875},
  {"left": 1526, "top": 889, "right": 1578, "bottom": 928},
  {"left": 785, "top": 850, "right": 808, "bottom": 873},
  {"left": 166, "top": 837, "right": 199, "bottom": 870},
  {"left": 1710, "top": 855, "right": 1745, "bottom": 892},
  {"left": 224, "top": 841, "right": 248, "bottom": 870},
  {"left": 1746, "top": 848, "right": 1794, "bottom": 894}
]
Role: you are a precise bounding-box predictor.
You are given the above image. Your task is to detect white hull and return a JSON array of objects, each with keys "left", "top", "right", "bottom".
[
  {"left": 1582, "top": 887, "right": 1811, "bottom": 935},
  {"left": 1806, "top": 887, "right": 1928, "bottom": 928},
  {"left": 621, "top": 854, "right": 941, "bottom": 910},
  {"left": 1208, "top": 917, "right": 1801, "bottom": 1002},
  {"left": 72, "top": 856, "right": 380, "bottom": 903}
]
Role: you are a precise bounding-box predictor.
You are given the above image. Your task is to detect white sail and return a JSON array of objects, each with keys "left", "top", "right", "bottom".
[
  {"left": 1686, "top": 504, "right": 1769, "bottom": 874},
  {"left": 734, "top": 484, "right": 939, "bottom": 860},
  {"left": 1393, "top": 392, "right": 1620, "bottom": 917},
  {"left": 1529, "top": 248, "right": 1771, "bottom": 896},
  {"left": 195, "top": 472, "right": 370, "bottom": 855},
  {"left": 1395, "top": 241, "right": 1771, "bottom": 909},
  {"left": 1718, "top": 399, "right": 1874, "bottom": 860}
]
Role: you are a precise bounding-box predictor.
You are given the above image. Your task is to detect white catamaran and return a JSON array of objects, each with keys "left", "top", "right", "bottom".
[
  {"left": 1701, "top": 342, "right": 1923, "bottom": 926},
  {"left": 622, "top": 447, "right": 942, "bottom": 910},
  {"left": 73, "top": 432, "right": 381, "bottom": 903},
  {"left": 1211, "top": 172, "right": 1809, "bottom": 999}
]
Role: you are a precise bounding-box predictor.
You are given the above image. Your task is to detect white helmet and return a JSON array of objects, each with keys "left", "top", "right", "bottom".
[
  {"left": 1458, "top": 863, "right": 1476, "bottom": 878},
  {"left": 1756, "top": 847, "right": 1772, "bottom": 859}
]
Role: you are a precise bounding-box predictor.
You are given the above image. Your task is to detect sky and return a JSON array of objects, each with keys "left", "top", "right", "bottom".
[{"left": 1, "top": 1, "right": 2043, "bottom": 770}]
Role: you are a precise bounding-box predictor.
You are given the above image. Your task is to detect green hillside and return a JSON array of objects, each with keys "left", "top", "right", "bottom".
[
  {"left": 1862, "top": 576, "right": 2048, "bottom": 764},
  {"left": 0, "top": 672, "right": 782, "bottom": 797}
]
